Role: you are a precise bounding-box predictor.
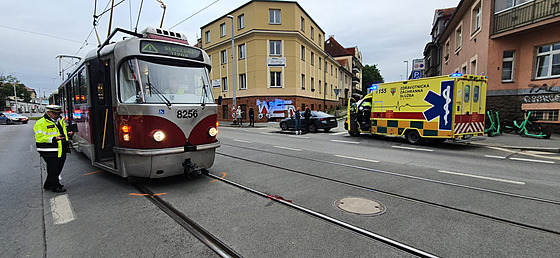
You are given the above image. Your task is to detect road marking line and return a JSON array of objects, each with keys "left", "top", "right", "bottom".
[
  {"left": 288, "top": 135, "right": 309, "bottom": 139},
  {"left": 392, "top": 146, "right": 433, "bottom": 152},
  {"left": 260, "top": 132, "right": 274, "bottom": 135},
  {"left": 438, "top": 170, "right": 526, "bottom": 185},
  {"left": 84, "top": 170, "right": 102, "bottom": 175},
  {"left": 234, "top": 139, "right": 252, "bottom": 143},
  {"left": 484, "top": 155, "right": 506, "bottom": 159},
  {"left": 331, "top": 139, "right": 360, "bottom": 144},
  {"left": 273, "top": 146, "right": 302, "bottom": 151},
  {"left": 332, "top": 131, "right": 347, "bottom": 136},
  {"left": 210, "top": 172, "right": 227, "bottom": 183},
  {"left": 50, "top": 194, "right": 76, "bottom": 225},
  {"left": 334, "top": 155, "right": 379, "bottom": 163},
  {"left": 509, "top": 157, "right": 555, "bottom": 164}
]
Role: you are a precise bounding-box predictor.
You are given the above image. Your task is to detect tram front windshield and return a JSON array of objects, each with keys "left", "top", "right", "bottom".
[{"left": 119, "top": 58, "right": 213, "bottom": 104}]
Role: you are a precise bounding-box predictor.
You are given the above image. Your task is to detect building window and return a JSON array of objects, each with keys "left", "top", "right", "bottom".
[
  {"left": 319, "top": 80, "right": 322, "bottom": 94},
  {"left": 318, "top": 57, "right": 322, "bottom": 69},
  {"left": 502, "top": 51, "right": 515, "bottom": 82},
  {"left": 331, "top": 65, "right": 333, "bottom": 75},
  {"left": 494, "top": 0, "right": 533, "bottom": 13},
  {"left": 445, "top": 40, "right": 450, "bottom": 62},
  {"left": 471, "top": 2, "right": 481, "bottom": 35},
  {"left": 470, "top": 58, "right": 477, "bottom": 75},
  {"left": 220, "top": 23, "right": 226, "bottom": 37},
  {"left": 270, "top": 72, "right": 281, "bottom": 87},
  {"left": 311, "top": 52, "right": 314, "bottom": 66},
  {"left": 269, "top": 9, "right": 281, "bottom": 24},
  {"left": 239, "top": 74, "right": 247, "bottom": 90},
  {"left": 311, "top": 77, "right": 315, "bottom": 91},
  {"left": 301, "top": 74, "right": 305, "bottom": 90},
  {"left": 455, "top": 25, "right": 462, "bottom": 52},
  {"left": 301, "top": 46, "right": 305, "bottom": 60},
  {"left": 335, "top": 68, "right": 337, "bottom": 78},
  {"left": 319, "top": 34, "right": 322, "bottom": 44},
  {"left": 311, "top": 26, "right": 314, "bottom": 39},
  {"left": 462, "top": 65, "right": 467, "bottom": 74},
  {"left": 270, "top": 40, "right": 281, "bottom": 56},
  {"left": 239, "top": 44, "right": 246, "bottom": 59},
  {"left": 222, "top": 77, "right": 228, "bottom": 92},
  {"left": 238, "top": 14, "right": 245, "bottom": 30},
  {"left": 220, "top": 50, "right": 227, "bottom": 64},
  {"left": 536, "top": 42, "right": 560, "bottom": 79},
  {"left": 301, "top": 17, "right": 305, "bottom": 31},
  {"left": 528, "top": 110, "right": 559, "bottom": 121},
  {"left": 205, "top": 31, "right": 210, "bottom": 43}
]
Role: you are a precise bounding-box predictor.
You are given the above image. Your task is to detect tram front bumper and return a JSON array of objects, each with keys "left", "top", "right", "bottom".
[{"left": 113, "top": 141, "right": 220, "bottom": 178}]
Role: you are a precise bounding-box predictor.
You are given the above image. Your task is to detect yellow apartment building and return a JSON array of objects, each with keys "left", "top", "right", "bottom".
[{"left": 200, "top": 0, "right": 345, "bottom": 122}]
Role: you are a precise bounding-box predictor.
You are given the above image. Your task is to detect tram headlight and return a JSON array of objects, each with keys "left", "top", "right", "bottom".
[
  {"left": 153, "top": 130, "right": 166, "bottom": 142},
  {"left": 208, "top": 127, "right": 218, "bottom": 137}
]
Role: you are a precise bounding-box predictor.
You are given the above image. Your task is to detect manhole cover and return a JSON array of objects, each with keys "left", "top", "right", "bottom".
[{"left": 335, "top": 197, "right": 385, "bottom": 216}]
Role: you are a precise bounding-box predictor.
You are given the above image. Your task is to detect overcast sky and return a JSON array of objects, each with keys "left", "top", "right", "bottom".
[{"left": 0, "top": 0, "right": 459, "bottom": 95}]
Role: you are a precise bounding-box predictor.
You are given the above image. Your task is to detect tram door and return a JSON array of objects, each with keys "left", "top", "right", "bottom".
[{"left": 89, "top": 58, "right": 115, "bottom": 162}]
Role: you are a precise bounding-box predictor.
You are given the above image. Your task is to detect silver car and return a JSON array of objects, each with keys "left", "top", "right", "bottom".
[{"left": 0, "top": 112, "right": 29, "bottom": 124}]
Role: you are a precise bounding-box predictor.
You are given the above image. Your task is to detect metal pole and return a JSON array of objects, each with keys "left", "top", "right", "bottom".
[
  {"left": 404, "top": 60, "right": 409, "bottom": 80},
  {"left": 227, "top": 15, "right": 236, "bottom": 108},
  {"left": 12, "top": 81, "right": 17, "bottom": 112}
]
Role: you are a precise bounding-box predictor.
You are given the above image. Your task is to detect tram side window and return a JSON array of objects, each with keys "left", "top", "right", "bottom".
[
  {"left": 79, "top": 70, "right": 87, "bottom": 103},
  {"left": 73, "top": 76, "right": 81, "bottom": 104}
]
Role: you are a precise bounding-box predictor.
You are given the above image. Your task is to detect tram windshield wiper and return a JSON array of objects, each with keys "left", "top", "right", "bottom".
[
  {"left": 146, "top": 75, "right": 172, "bottom": 108},
  {"left": 200, "top": 84, "right": 209, "bottom": 108}
]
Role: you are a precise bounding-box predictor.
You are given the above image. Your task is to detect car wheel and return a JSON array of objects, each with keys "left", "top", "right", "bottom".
[
  {"left": 405, "top": 130, "right": 423, "bottom": 144},
  {"left": 23, "top": 121, "right": 28, "bottom": 124},
  {"left": 309, "top": 123, "right": 317, "bottom": 133},
  {"left": 324, "top": 128, "right": 331, "bottom": 132},
  {"left": 280, "top": 122, "right": 288, "bottom": 131},
  {"left": 6, "top": 119, "right": 13, "bottom": 125}
]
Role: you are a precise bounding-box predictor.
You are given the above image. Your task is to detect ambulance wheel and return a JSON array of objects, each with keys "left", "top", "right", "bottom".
[
  {"left": 348, "top": 131, "right": 360, "bottom": 137},
  {"left": 405, "top": 130, "right": 423, "bottom": 144}
]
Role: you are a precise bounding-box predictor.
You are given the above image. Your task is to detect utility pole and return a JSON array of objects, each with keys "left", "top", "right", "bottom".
[
  {"left": 12, "top": 80, "right": 17, "bottom": 112},
  {"left": 227, "top": 15, "right": 236, "bottom": 108},
  {"left": 404, "top": 60, "right": 409, "bottom": 80}
]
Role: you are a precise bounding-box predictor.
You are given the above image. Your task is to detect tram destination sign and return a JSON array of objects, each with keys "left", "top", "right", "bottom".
[{"left": 140, "top": 41, "right": 203, "bottom": 61}]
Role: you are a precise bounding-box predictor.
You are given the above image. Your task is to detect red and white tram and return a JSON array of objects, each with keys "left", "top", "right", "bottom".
[{"left": 57, "top": 27, "right": 220, "bottom": 178}]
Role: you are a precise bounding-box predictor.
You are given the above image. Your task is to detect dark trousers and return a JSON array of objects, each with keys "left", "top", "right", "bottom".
[
  {"left": 42, "top": 154, "right": 66, "bottom": 189},
  {"left": 249, "top": 116, "right": 254, "bottom": 126}
]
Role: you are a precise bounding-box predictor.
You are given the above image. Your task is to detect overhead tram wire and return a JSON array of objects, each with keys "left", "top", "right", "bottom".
[
  {"left": 0, "top": 25, "right": 86, "bottom": 44},
  {"left": 168, "top": 0, "right": 220, "bottom": 30}
]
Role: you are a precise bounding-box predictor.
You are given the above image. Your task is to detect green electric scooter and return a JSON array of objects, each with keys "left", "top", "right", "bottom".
[
  {"left": 515, "top": 111, "right": 551, "bottom": 139},
  {"left": 485, "top": 110, "right": 501, "bottom": 137}
]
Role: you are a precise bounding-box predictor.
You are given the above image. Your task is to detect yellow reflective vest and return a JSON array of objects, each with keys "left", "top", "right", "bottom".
[{"left": 33, "top": 115, "right": 69, "bottom": 158}]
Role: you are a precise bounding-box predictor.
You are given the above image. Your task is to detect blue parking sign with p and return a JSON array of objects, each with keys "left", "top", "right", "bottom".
[
  {"left": 412, "top": 71, "right": 422, "bottom": 79},
  {"left": 159, "top": 109, "right": 165, "bottom": 115}
]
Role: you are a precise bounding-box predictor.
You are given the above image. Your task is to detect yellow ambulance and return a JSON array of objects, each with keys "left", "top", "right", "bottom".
[{"left": 345, "top": 74, "right": 488, "bottom": 144}]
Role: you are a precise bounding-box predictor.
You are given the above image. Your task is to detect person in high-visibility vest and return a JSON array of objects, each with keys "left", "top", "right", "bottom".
[{"left": 33, "top": 105, "right": 73, "bottom": 192}]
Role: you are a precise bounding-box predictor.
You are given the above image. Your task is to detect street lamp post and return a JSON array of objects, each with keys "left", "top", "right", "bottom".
[
  {"left": 404, "top": 60, "right": 409, "bottom": 80},
  {"left": 227, "top": 15, "right": 236, "bottom": 109},
  {"left": 12, "top": 81, "right": 17, "bottom": 112}
]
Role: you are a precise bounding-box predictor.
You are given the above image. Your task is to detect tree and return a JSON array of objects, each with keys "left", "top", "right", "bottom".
[
  {"left": 361, "top": 64, "right": 384, "bottom": 95},
  {"left": 0, "top": 75, "right": 32, "bottom": 109}
]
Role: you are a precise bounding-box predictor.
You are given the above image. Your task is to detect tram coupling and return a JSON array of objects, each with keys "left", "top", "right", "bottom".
[{"left": 182, "top": 158, "right": 208, "bottom": 178}]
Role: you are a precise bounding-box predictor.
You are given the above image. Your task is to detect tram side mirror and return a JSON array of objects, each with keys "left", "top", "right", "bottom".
[
  {"left": 67, "top": 124, "right": 78, "bottom": 133},
  {"left": 217, "top": 96, "right": 223, "bottom": 105}
]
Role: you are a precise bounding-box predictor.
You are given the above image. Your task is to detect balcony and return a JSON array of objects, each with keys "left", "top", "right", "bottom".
[{"left": 493, "top": 0, "right": 560, "bottom": 35}]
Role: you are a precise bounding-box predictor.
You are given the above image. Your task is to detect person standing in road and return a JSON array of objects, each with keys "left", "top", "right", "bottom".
[
  {"left": 34, "top": 105, "right": 73, "bottom": 192},
  {"left": 303, "top": 105, "right": 311, "bottom": 133},
  {"left": 294, "top": 107, "right": 302, "bottom": 135},
  {"left": 249, "top": 107, "right": 255, "bottom": 127}
]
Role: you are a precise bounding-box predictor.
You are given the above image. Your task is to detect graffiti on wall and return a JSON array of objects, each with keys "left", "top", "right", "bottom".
[
  {"left": 523, "top": 94, "right": 560, "bottom": 103},
  {"left": 255, "top": 98, "right": 295, "bottom": 120},
  {"left": 528, "top": 83, "right": 558, "bottom": 93}
]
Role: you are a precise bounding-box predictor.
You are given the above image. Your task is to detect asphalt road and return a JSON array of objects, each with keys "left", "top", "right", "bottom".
[{"left": 2, "top": 121, "right": 560, "bottom": 257}]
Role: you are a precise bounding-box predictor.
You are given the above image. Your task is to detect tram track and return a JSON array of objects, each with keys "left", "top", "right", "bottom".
[
  {"left": 217, "top": 144, "right": 560, "bottom": 236},
  {"left": 130, "top": 182, "right": 242, "bottom": 258}
]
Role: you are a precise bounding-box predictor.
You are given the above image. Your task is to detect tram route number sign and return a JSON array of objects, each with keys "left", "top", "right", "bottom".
[
  {"left": 176, "top": 109, "right": 198, "bottom": 119},
  {"left": 141, "top": 41, "right": 203, "bottom": 61}
]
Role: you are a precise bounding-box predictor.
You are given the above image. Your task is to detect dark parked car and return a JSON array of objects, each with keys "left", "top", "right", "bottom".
[
  {"left": 0, "top": 112, "right": 29, "bottom": 124},
  {"left": 279, "top": 111, "right": 337, "bottom": 133}
]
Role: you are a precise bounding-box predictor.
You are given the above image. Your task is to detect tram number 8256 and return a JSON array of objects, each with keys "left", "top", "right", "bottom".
[{"left": 177, "top": 109, "right": 198, "bottom": 119}]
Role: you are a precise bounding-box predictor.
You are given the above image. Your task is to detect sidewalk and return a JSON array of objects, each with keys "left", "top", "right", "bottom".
[{"left": 462, "top": 133, "right": 560, "bottom": 153}]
